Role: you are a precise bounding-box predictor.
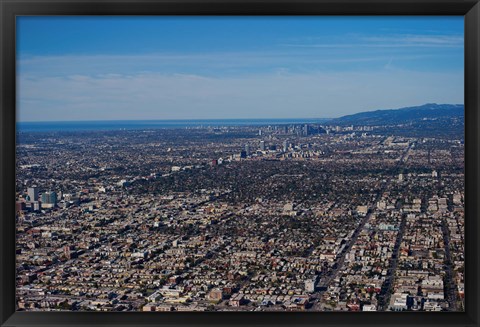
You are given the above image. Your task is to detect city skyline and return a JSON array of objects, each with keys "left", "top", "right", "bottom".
[{"left": 17, "top": 16, "right": 464, "bottom": 122}]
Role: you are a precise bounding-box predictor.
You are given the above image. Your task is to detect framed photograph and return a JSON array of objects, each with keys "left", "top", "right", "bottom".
[{"left": 1, "top": 0, "right": 479, "bottom": 327}]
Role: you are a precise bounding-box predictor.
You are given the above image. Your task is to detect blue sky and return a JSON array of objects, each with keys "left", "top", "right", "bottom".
[{"left": 17, "top": 16, "right": 464, "bottom": 122}]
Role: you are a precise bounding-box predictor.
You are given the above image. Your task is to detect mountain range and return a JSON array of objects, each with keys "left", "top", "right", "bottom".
[{"left": 330, "top": 103, "right": 464, "bottom": 126}]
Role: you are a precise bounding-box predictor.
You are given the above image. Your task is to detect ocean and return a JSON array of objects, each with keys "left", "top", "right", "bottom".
[{"left": 17, "top": 118, "right": 330, "bottom": 133}]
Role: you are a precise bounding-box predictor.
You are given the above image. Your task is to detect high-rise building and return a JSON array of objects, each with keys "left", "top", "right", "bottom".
[
  {"left": 244, "top": 144, "right": 250, "bottom": 156},
  {"left": 41, "top": 191, "right": 57, "bottom": 205},
  {"left": 27, "top": 187, "right": 39, "bottom": 203},
  {"left": 32, "top": 201, "right": 40, "bottom": 211},
  {"left": 16, "top": 201, "right": 26, "bottom": 212},
  {"left": 259, "top": 141, "right": 265, "bottom": 151},
  {"left": 305, "top": 279, "right": 316, "bottom": 293},
  {"left": 303, "top": 124, "right": 309, "bottom": 136},
  {"left": 282, "top": 140, "right": 288, "bottom": 152}
]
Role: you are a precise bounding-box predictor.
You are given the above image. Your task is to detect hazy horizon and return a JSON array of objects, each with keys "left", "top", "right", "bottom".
[
  {"left": 16, "top": 102, "right": 463, "bottom": 124},
  {"left": 17, "top": 16, "right": 464, "bottom": 122}
]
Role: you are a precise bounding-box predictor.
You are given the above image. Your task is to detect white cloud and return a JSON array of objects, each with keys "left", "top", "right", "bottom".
[
  {"left": 280, "top": 33, "right": 463, "bottom": 49},
  {"left": 17, "top": 49, "right": 452, "bottom": 79},
  {"left": 17, "top": 69, "right": 463, "bottom": 121}
]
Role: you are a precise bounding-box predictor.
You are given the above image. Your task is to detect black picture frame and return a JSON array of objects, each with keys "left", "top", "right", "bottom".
[{"left": 1, "top": 1, "right": 479, "bottom": 326}]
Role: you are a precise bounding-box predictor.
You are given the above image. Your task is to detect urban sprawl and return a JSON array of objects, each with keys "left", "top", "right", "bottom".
[{"left": 15, "top": 122, "right": 465, "bottom": 312}]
